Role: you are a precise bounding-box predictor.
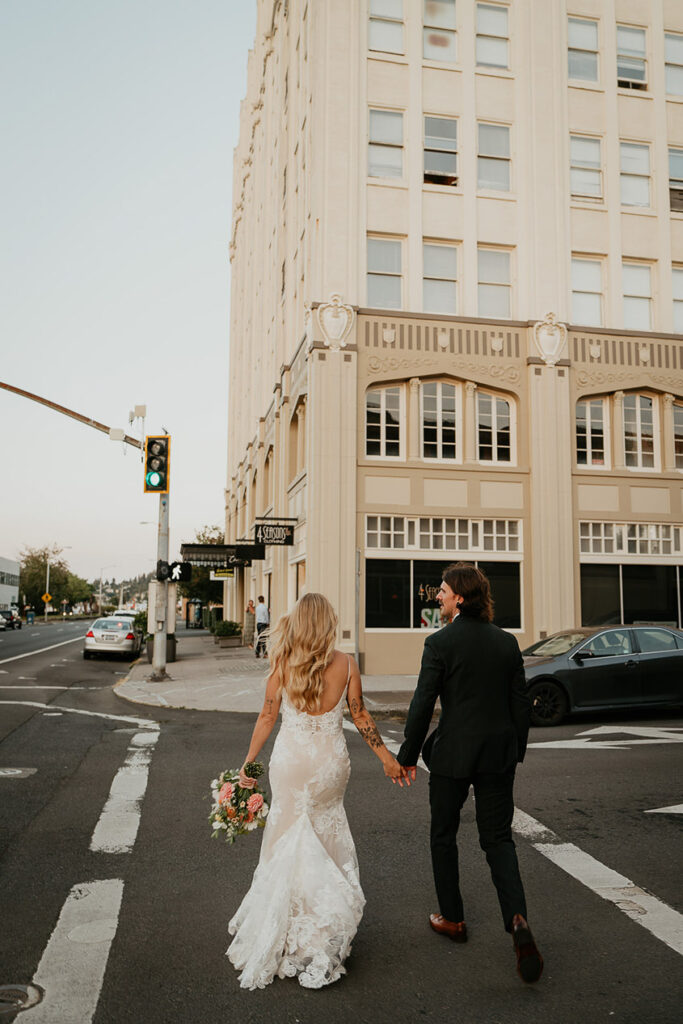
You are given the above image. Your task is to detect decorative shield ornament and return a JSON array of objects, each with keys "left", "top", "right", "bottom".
[
  {"left": 533, "top": 313, "right": 567, "bottom": 366},
  {"left": 316, "top": 294, "right": 355, "bottom": 350}
]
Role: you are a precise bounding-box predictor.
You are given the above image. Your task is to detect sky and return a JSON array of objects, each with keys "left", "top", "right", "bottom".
[{"left": 0, "top": 0, "right": 257, "bottom": 585}]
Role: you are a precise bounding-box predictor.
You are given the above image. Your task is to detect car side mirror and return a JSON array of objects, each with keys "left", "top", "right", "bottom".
[{"left": 572, "top": 649, "right": 593, "bottom": 663}]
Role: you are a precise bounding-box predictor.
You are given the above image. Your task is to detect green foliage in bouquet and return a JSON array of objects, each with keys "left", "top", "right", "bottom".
[{"left": 208, "top": 762, "right": 270, "bottom": 844}]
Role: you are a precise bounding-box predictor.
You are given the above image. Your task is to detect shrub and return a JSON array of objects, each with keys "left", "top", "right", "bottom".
[{"left": 214, "top": 620, "right": 242, "bottom": 637}]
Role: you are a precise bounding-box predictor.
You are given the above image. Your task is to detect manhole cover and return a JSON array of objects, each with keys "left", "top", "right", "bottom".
[{"left": 0, "top": 985, "right": 44, "bottom": 1015}]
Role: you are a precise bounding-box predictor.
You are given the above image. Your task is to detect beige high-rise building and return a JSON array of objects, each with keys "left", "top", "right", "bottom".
[{"left": 225, "top": 0, "right": 683, "bottom": 673}]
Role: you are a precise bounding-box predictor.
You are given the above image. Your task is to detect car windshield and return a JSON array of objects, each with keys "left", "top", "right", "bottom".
[
  {"left": 93, "top": 619, "right": 130, "bottom": 631},
  {"left": 524, "top": 632, "right": 587, "bottom": 657}
]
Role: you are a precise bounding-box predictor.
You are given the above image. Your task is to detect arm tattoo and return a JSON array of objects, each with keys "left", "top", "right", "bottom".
[
  {"left": 348, "top": 695, "right": 365, "bottom": 718},
  {"left": 263, "top": 697, "right": 274, "bottom": 716},
  {"left": 356, "top": 717, "right": 383, "bottom": 749}
]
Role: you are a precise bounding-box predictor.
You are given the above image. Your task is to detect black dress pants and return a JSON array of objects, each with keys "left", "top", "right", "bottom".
[{"left": 429, "top": 770, "right": 527, "bottom": 932}]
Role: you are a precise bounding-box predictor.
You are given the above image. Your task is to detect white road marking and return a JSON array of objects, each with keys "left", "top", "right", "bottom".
[
  {"left": 0, "top": 686, "right": 87, "bottom": 690},
  {"left": 31, "top": 633, "right": 40, "bottom": 636},
  {"left": 645, "top": 803, "right": 683, "bottom": 815},
  {"left": 17, "top": 677, "right": 38, "bottom": 681},
  {"left": 359, "top": 725, "right": 683, "bottom": 959},
  {"left": 0, "top": 637, "right": 83, "bottom": 665},
  {"left": 0, "top": 768, "right": 37, "bottom": 778},
  {"left": 90, "top": 731, "right": 159, "bottom": 854},
  {"left": 22, "top": 879, "right": 123, "bottom": 1023},
  {"left": 529, "top": 724, "right": 683, "bottom": 752},
  {"left": 0, "top": 701, "right": 159, "bottom": 729}
]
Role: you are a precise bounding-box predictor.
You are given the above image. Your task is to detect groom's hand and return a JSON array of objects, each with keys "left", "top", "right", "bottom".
[{"left": 402, "top": 766, "right": 417, "bottom": 784}]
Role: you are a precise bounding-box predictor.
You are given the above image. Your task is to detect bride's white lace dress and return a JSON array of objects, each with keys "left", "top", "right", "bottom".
[{"left": 227, "top": 680, "right": 365, "bottom": 990}]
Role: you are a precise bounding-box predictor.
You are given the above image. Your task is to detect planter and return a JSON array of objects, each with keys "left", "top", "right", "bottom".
[{"left": 218, "top": 635, "right": 242, "bottom": 648}]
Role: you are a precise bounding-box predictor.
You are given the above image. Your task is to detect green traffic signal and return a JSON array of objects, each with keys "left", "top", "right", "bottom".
[{"left": 144, "top": 435, "right": 170, "bottom": 493}]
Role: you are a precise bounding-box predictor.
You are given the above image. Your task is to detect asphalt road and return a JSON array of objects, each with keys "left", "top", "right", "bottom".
[{"left": 1, "top": 637, "right": 682, "bottom": 1024}]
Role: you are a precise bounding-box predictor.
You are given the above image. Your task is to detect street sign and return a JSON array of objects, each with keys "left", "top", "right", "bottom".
[
  {"left": 42, "top": 592, "right": 52, "bottom": 604},
  {"left": 236, "top": 544, "right": 266, "bottom": 561},
  {"left": 254, "top": 522, "right": 294, "bottom": 545},
  {"left": 169, "top": 561, "right": 192, "bottom": 582},
  {"left": 210, "top": 569, "right": 234, "bottom": 580}
]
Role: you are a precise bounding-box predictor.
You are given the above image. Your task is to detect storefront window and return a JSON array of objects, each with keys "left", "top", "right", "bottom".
[
  {"left": 413, "top": 559, "right": 451, "bottom": 628},
  {"left": 622, "top": 565, "right": 678, "bottom": 625},
  {"left": 365, "top": 559, "right": 410, "bottom": 628},
  {"left": 580, "top": 564, "right": 620, "bottom": 625},
  {"left": 479, "top": 561, "right": 521, "bottom": 628}
]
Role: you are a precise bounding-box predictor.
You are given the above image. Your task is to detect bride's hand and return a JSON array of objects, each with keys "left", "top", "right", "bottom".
[
  {"left": 239, "top": 764, "right": 256, "bottom": 789},
  {"left": 383, "top": 755, "right": 411, "bottom": 787}
]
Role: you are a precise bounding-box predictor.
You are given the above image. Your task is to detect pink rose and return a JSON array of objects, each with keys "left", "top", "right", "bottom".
[
  {"left": 247, "top": 793, "right": 264, "bottom": 814},
  {"left": 218, "top": 782, "right": 233, "bottom": 804}
]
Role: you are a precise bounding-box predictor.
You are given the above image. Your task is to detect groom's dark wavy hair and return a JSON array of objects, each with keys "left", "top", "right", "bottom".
[{"left": 442, "top": 563, "right": 494, "bottom": 623}]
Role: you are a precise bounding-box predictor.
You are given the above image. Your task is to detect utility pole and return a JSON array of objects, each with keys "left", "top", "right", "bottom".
[
  {"left": 44, "top": 560, "right": 50, "bottom": 623},
  {"left": 151, "top": 492, "right": 170, "bottom": 680}
]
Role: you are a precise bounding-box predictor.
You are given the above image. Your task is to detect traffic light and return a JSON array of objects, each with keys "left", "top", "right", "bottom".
[
  {"left": 144, "top": 435, "right": 170, "bottom": 493},
  {"left": 156, "top": 560, "right": 171, "bottom": 581}
]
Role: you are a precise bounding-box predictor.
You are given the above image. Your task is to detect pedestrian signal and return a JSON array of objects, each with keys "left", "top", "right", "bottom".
[{"left": 144, "top": 435, "right": 170, "bottom": 493}]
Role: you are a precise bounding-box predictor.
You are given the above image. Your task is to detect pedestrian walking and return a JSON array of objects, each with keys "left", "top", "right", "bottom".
[
  {"left": 243, "top": 599, "right": 255, "bottom": 648},
  {"left": 254, "top": 596, "right": 269, "bottom": 658},
  {"left": 397, "top": 562, "right": 543, "bottom": 984}
]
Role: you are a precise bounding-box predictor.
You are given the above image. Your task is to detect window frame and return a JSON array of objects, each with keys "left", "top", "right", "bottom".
[
  {"left": 477, "top": 122, "right": 511, "bottom": 192},
  {"left": 365, "top": 384, "right": 405, "bottom": 460},
  {"left": 477, "top": 246, "right": 512, "bottom": 319},
  {"left": 669, "top": 146, "right": 683, "bottom": 213},
  {"left": 422, "top": 241, "right": 458, "bottom": 314},
  {"left": 622, "top": 260, "right": 652, "bottom": 331},
  {"left": 423, "top": 0, "right": 457, "bottom": 64},
  {"left": 620, "top": 141, "right": 651, "bottom": 208},
  {"left": 476, "top": 389, "right": 515, "bottom": 465},
  {"left": 570, "top": 135, "right": 602, "bottom": 201},
  {"left": 571, "top": 256, "right": 603, "bottom": 327},
  {"left": 616, "top": 24, "right": 647, "bottom": 90},
  {"left": 575, "top": 396, "right": 610, "bottom": 469},
  {"left": 420, "top": 379, "right": 461, "bottom": 462},
  {"left": 673, "top": 266, "right": 683, "bottom": 334},
  {"left": 664, "top": 31, "right": 683, "bottom": 96},
  {"left": 622, "top": 392, "right": 659, "bottom": 471},
  {"left": 369, "top": 0, "right": 404, "bottom": 55},
  {"left": 423, "top": 114, "right": 458, "bottom": 187},
  {"left": 475, "top": 2, "right": 509, "bottom": 70},
  {"left": 367, "top": 235, "right": 403, "bottom": 309},
  {"left": 673, "top": 401, "right": 683, "bottom": 471},
  {"left": 368, "top": 107, "right": 404, "bottom": 180},
  {"left": 567, "top": 16, "right": 599, "bottom": 83}
]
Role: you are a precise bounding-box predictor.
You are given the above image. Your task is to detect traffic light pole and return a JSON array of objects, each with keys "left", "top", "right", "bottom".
[{"left": 151, "top": 492, "right": 170, "bottom": 680}]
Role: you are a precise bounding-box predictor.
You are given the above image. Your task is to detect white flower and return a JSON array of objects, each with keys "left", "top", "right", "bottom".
[
  {"left": 246, "top": 821, "right": 258, "bottom": 831},
  {"left": 211, "top": 779, "right": 219, "bottom": 789},
  {"left": 261, "top": 805, "right": 269, "bottom": 818},
  {"left": 221, "top": 822, "right": 228, "bottom": 830},
  {"left": 212, "top": 821, "right": 222, "bottom": 830}
]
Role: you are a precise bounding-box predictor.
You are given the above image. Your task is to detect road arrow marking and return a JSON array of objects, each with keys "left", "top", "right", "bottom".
[
  {"left": 645, "top": 803, "right": 683, "bottom": 815},
  {"left": 529, "top": 724, "right": 683, "bottom": 751}
]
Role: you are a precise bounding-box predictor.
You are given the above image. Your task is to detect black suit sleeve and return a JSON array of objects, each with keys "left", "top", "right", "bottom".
[
  {"left": 397, "top": 637, "right": 443, "bottom": 767},
  {"left": 509, "top": 638, "right": 531, "bottom": 762}
]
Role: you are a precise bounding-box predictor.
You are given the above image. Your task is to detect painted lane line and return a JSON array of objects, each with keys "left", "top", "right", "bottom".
[
  {"left": 352, "top": 725, "right": 683, "bottom": 959},
  {"left": 645, "top": 803, "right": 683, "bottom": 815},
  {"left": 90, "top": 731, "right": 160, "bottom": 854},
  {"left": 0, "top": 768, "right": 38, "bottom": 778},
  {"left": 0, "top": 686, "right": 87, "bottom": 690},
  {"left": 22, "top": 879, "right": 123, "bottom": 1024},
  {"left": 0, "top": 701, "right": 160, "bottom": 729},
  {"left": 0, "top": 637, "right": 83, "bottom": 665}
]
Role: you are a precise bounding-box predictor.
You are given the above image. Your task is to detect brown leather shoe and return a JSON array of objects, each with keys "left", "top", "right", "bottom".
[
  {"left": 429, "top": 914, "right": 468, "bottom": 943},
  {"left": 511, "top": 913, "right": 543, "bottom": 983}
]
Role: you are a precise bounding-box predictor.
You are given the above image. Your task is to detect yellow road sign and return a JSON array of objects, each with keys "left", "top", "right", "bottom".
[{"left": 42, "top": 592, "right": 52, "bottom": 603}]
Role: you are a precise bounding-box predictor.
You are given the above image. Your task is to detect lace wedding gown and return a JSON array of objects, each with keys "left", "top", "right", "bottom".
[{"left": 227, "top": 677, "right": 365, "bottom": 990}]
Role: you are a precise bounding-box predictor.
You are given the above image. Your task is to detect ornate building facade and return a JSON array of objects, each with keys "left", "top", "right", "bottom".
[{"left": 225, "top": 0, "right": 683, "bottom": 672}]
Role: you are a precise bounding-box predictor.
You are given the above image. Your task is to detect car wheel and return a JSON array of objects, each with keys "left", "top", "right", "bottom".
[{"left": 529, "top": 679, "right": 569, "bottom": 727}]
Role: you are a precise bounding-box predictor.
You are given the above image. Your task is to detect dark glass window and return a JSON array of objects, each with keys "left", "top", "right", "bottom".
[
  {"left": 622, "top": 565, "right": 678, "bottom": 625},
  {"left": 580, "top": 564, "right": 620, "bottom": 625},
  {"left": 478, "top": 561, "right": 521, "bottom": 628},
  {"left": 412, "top": 559, "right": 449, "bottom": 628},
  {"left": 365, "top": 559, "right": 410, "bottom": 628}
]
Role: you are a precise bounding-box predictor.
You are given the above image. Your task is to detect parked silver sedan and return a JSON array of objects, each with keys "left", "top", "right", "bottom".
[{"left": 83, "top": 618, "right": 142, "bottom": 659}]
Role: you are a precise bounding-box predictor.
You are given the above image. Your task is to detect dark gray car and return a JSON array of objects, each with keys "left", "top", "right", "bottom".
[{"left": 523, "top": 626, "right": 683, "bottom": 726}]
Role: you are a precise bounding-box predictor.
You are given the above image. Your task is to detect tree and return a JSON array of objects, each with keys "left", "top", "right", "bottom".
[
  {"left": 177, "top": 525, "right": 224, "bottom": 606},
  {"left": 19, "top": 546, "right": 69, "bottom": 611}
]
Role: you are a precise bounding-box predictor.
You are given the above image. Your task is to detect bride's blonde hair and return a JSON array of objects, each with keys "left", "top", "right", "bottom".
[{"left": 267, "top": 592, "right": 338, "bottom": 712}]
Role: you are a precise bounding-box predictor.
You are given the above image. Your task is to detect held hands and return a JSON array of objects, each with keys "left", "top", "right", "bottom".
[{"left": 383, "top": 755, "right": 416, "bottom": 788}]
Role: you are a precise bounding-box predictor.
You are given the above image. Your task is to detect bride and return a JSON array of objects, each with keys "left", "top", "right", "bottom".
[{"left": 227, "top": 592, "right": 408, "bottom": 990}]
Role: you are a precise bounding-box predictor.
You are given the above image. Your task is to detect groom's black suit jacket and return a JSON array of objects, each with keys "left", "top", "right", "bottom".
[{"left": 397, "top": 615, "right": 531, "bottom": 777}]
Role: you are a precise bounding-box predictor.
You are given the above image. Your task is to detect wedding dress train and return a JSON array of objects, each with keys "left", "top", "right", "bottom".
[{"left": 227, "top": 681, "right": 365, "bottom": 990}]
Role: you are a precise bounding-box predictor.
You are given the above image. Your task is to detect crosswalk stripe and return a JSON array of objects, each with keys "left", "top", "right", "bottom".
[{"left": 90, "top": 731, "right": 160, "bottom": 854}]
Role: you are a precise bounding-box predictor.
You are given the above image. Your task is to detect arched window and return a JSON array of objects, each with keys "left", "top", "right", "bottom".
[
  {"left": 477, "top": 391, "right": 511, "bottom": 462},
  {"left": 366, "top": 385, "right": 402, "bottom": 457},
  {"left": 576, "top": 397, "right": 607, "bottom": 467},
  {"left": 263, "top": 448, "right": 273, "bottom": 510},
  {"left": 623, "top": 393, "right": 656, "bottom": 468},
  {"left": 421, "top": 381, "right": 457, "bottom": 459}
]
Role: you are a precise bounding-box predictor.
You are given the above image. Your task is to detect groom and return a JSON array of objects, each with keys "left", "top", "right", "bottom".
[{"left": 397, "top": 562, "right": 543, "bottom": 983}]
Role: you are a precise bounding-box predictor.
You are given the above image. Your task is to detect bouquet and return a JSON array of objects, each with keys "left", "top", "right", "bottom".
[{"left": 208, "top": 761, "right": 269, "bottom": 844}]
